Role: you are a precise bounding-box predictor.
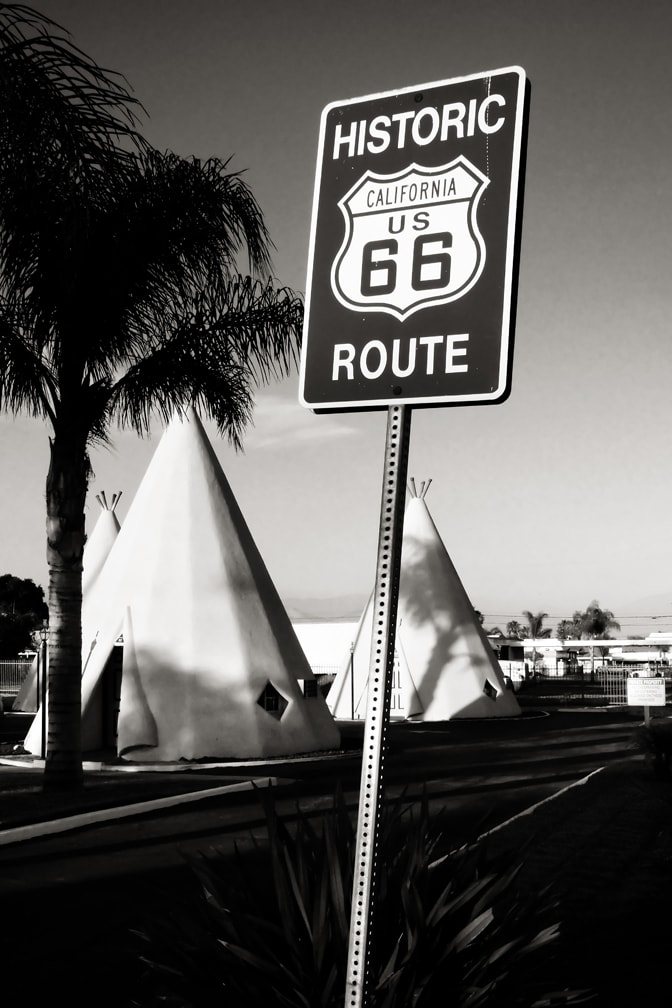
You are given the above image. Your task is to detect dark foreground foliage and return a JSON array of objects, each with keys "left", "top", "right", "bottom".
[
  {"left": 633, "top": 718, "right": 672, "bottom": 778},
  {"left": 132, "top": 788, "right": 592, "bottom": 1007}
]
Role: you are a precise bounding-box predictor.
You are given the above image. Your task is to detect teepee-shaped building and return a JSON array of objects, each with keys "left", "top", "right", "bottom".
[
  {"left": 25, "top": 410, "right": 340, "bottom": 760},
  {"left": 82, "top": 492, "right": 122, "bottom": 595},
  {"left": 328, "top": 480, "right": 521, "bottom": 721},
  {"left": 13, "top": 492, "right": 122, "bottom": 713}
]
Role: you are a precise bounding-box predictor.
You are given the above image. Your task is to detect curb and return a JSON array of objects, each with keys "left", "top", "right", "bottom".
[
  {"left": 475, "top": 765, "right": 605, "bottom": 841},
  {"left": 0, "top": 776, "right": 284, "bottom": 848},
  {"left": 428, "top": 766, "right": 609, "bottom": 868},
  {"left": 0, "top": 748, "right": 358, "bottom": 772}
]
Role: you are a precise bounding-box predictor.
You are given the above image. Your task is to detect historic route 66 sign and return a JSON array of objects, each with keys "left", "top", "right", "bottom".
[
  {"left": 332, "top": 158, "right": 489, "bottom": 321},
  {"left": 299, "top": 67, "right": 529, "bottom": 411}
]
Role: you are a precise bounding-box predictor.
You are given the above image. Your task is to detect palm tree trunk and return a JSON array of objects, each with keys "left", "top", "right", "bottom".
[{"left": 43, "top": 433, "right": 88, "bottom": 792}]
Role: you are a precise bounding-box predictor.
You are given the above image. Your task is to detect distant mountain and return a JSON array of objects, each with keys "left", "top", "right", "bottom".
[
  {"left": 618, "top": 591, "right": 672, "bottom": 614},
  {"left": 284, "top": 593, "right": 367, "bottom": 621}
]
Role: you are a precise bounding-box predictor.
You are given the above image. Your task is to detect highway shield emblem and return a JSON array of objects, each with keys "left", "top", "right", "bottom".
[{"left": 331, "top": 157, "right": 489, "bottom": 321}]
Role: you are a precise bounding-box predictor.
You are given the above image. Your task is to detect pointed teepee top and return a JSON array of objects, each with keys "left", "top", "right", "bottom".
[
  {"left": 83, "top": 491, "right": 123, "bottom": 597},
  {"left": 408, "top": 477, "right": 432, "bottom": 500},
  {"left": 95, "top": 490, "right": 122, "bottom": 512}
]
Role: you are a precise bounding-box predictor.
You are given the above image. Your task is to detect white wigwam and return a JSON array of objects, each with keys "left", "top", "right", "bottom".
[
  {"left": 82, "top": 491, "right": 122, "bottom": 596},
  {"left": 328, "top": 478, "right": 521, "bottom": 720},
  {"left": 25, "top": 409, "right": 340, "bottom": 761}
]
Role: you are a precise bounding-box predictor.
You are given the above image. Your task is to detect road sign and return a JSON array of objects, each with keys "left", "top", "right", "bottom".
[
  {"left": 626, "top": 676, "right": 667, "bottom": 707},
  {"left": 299, "top": 67, "right": 528, "bottom": 411}
]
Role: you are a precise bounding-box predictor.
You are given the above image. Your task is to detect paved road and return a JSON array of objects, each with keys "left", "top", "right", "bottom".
[{"left": 0, "top": 708, "right": 636, "bottom": 894}]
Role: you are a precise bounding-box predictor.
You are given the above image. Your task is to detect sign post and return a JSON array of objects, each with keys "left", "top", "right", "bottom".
[
  {"left": 344, "top": 403, "right": 411, "bottom": 1007},
  {"left": 300, "top": 67, "right": 529, "bottom": 1007}
]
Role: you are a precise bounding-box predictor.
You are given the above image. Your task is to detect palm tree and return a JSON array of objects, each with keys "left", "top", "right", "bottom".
[
  {"left": 573, "top": 600, "right": 621, "bottom": 640},
  {"left": 0, "top": 6, "right": 303, "bottom": 790},
  {"left": 521, "top": 610, "right": 552, "bottom": 640},
  {"left": 505, "top": 620, "right": 524, "bottom": 639},
  {"left": 521, "top": 610, "right": 551, "bottom": 678},
  {"left": 572, "top": 601, "right": 621, "bottom": 681}
]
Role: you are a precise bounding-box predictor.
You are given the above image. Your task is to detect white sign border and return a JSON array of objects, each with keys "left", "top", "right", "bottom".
[{"left": 299, "top": 65, "right": 528, "bottom": 412}]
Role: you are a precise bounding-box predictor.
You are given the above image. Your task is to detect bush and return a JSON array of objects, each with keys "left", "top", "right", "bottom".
[
  {"left": 633, "top": 719, "right": 672, "bottom": 778},
  {"left": 132, "top": 787, "right": 592, "bottom": 1007}
]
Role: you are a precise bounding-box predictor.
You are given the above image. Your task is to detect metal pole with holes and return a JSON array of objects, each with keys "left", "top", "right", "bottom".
[{"left": 344, "top": 403, "right": 412, "bottom": 1008}]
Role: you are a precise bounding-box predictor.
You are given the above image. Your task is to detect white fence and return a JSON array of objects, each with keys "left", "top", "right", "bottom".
[
  {"left": 0, "top": 659, "right": 33, "bottom": 695},
  {"left": 526, "top": 665, "right": 672, "bottom": 706},
  {"left": 597, "top": 666, "right": 672, "bottom": 706}
]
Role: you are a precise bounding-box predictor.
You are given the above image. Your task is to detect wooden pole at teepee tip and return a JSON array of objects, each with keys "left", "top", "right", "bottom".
[{"left": 344, "top": 403, "right": 412, "bottom": 1008}]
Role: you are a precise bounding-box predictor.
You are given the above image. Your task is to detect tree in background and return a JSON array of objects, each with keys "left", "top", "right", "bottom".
[
  {"left": 505, "top": 620, "right": 525, "bottom": 639},
  {"left": 521, "top": 610, "right": 552, "bottom": 640},
  {"left": 0, "top": 573, "right": 49, "bottom": 655},
  {"left": 0, "top": 6, "right": 303, "bottom": 790},
  {"left": 474, "top": 610, "right": 505, "bottom": 637},
  {"left": 573, "top": 600, "right": 621, "bottom": 640},
  {"left": 571, "top": 601, "right": 621, "bottom": 681},
  {"left": 556, "top": 617, "right": 581, "bottom": 641},
  {"left": 0, "top": 573, "right": 48, "bottom": 620},
  {"left": 656, "top": 643, "right": 670, "bottom": 670},
  {"left": 520, "top": 611, "right": 552, "bottom": 678}
]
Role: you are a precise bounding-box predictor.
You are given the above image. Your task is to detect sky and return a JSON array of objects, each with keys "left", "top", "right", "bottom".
[{"left": 1, "top": 0, "right": 672, "bottom": 636}]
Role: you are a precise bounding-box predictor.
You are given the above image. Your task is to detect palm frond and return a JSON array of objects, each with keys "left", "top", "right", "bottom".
[
  {"left": 0, "top": 4, "right": 144, "bottom": 181},
  {"left": 0, "top": 3, "right": 147, "bottom": 377},
  {"left": 100, "top": 151, "right": 273, "bottom": 310},
  {"left": 206, "top": 276, "right": 303, "bottom": 381},
  {"left": 0, "top": 300, "right": 56, "bottom": 421},
  {"left": 104, "top": 347, "right": 254, "bottom": 448},
  {"left": 99, "top": 276, "right": 302, "bottom": 446},
  {"left": 16, "top": 151, "right": 285, "bottom": 383}
]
